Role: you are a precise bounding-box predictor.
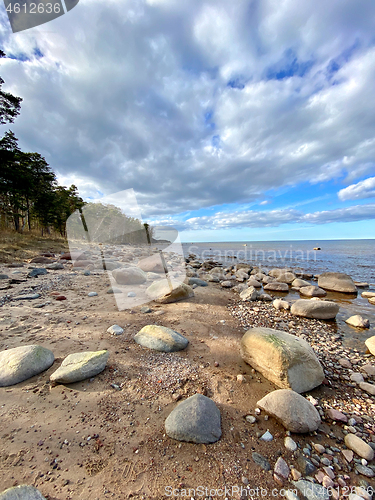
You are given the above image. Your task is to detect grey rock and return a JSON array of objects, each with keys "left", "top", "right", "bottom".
[
  {"left": 0, "top": 485, "right": 46, "bottom": 499},
  {"left": 252, "top": 452, "right": 271, "bottom": 471},
  {"left": 107, "top": 325, "right": 124, "bottom": 336},
  {"left": 0, "top": 345, "right": 54, "bottom": 387},
  {"left": 264, "top": 282, "right": 289, "bottom": 292},
  {"left": 220, "top": 280, "right": 234, "bottom": 288},
  {"left": 292, "top": 278, "right": 311, "bottom": 288},
  {"left": 274, "top": 456, "right": 290, "bottom": 479},
  {"left": 28, "top": 268, "right": 48, "bottom": 278},
  {"left": 188, "top": 278, "right": 208, "bottom": 287},
  {"left": 13, "top": 294, "right": 41, "bottom": 300},
  {"left": 83, "top": 270, "right": 91, "bottom": 276},
  {"left": 137, "top": 254, "right": 164, "bottom": 273},
  {"left": 107, "top": 287, "right": 122, "bottom": 294},
  {"left": 165, "top": 394, "right": 221, "bottom": 444},
  {"left": 146, "top": 279, "right": 194, "bottom": 304},
  {"left": 45, "top": 262, "right": 64, "bottom": 270},
  {"left": 0, "top": 274, "right": 9, "bottom": 279},
  {"left": 257, "top": 389, "right": 321, "bottom": 433},
  {"left": 241, "top": 328, "right": 324, "bottom": 393},
  {"left": 359, "top": 382, "right": 375, "bottom": 395},
  {"left": 273, "top": 298, "right": 290, "bottom": 310},
  {"left": 140, "top": 306, "right": 152, "bottom": 313},
  {"left": 299, "top": 286, "right": 327, "bottom": 297},
  {"left": 293, "top": 480, "right": 329, "bottom": 500},
  {"left": 291, "top": 299, "right": 339, "bottom": 320},
  {"left": 240, "top": 286, "right": 258, "bottom": 301},
  {"left": 50, "top": 350, "right": 109, "bottom": 384},
  {"left": 112, "top": 267, "right": 147, "bottom": 285},
  {"left": 345, "top": 315, "right": 370, "bottom": 328},
  {"left": 127, "top": 291, "right": 136, "bottom": 297},
  {"left": 318, "top": 272, "right": 357, "bottom": 294},
  {"left": 277, "top": 271, "right": 296, "bottom": 284},
  {"left": 134, "top": 325, "right": 188, "bottom": 352},
  {"left": 345, "top": 433, "right": 374, "bottom": 461},
  {"left": 355, "top": 464, "right": 375, "bottom": 477}
]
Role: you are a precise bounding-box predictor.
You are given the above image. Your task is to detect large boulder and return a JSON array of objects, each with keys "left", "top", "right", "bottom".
[
  {"left": 299, "top": 286, "right": 327, "bottom": 297},
  {"left": 318, "top": 272, "right": 357, "bottom": 293},
  {"left": 257, "top": 389, "right": 321, "bottom": 433},
  {"left": 146, "top": 279, "right": 194, "bottom": 303},
  {"left": 0, "top": 485, "right": 46, "bottom": 499},
  {"left": 134, "top": 325, "right": 188, "bottom": 352},
  {"left": 165, "top": 394, "right": 221, "bottom": 443},
  {"left": 264, "top": 282, "right": 289, "bottom": 292},
  {"left": 291, "top": 299, "right": 339, "bottom": 320},
  {"left": 240, "top": 286, "right": 258, "bottom": 301},
  {"left": 50, "top": 350, "right": 109, "bottom": 384},
  {"left": 112, "top": 267, "right": 147, "bottom": 285},
  {"left": 277, "top": 272, "right": 296, "bottom": 284},
  {"left": 137, "top": 254, "right": 165, "bottom": 273},
  {"left": 0, "top": 345, "right": 54, "bottom": 387},
  {"left": 240, "top": 327, "right": 324, "bottom": 393},
  {"left": 365, "top": 336, "right": 375, "bottom": 356}
]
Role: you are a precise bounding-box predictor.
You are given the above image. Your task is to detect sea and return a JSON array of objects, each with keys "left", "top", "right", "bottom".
[{"left": 181, "top": 239, "right": 375, "bottom": 351}]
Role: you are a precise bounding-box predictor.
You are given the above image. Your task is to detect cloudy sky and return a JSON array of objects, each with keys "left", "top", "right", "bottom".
[{"left": 1, "top": 0, "right": 375, "bottom": 241}]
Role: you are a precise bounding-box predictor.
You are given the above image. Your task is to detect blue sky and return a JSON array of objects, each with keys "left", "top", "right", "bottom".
[{"left": 1, "top": 0, "right": 375, "bottom": 241}]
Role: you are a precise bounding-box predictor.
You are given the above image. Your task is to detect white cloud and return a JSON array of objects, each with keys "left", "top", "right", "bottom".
[
  {"left": 1, "top": 0, "right": 375, "bottom": 221},
  {"left": 338, "top": 177, "right": 375, "bottom": 201},
  {"left": 150, "top": 203, "right": 375, "bottom": 230}
]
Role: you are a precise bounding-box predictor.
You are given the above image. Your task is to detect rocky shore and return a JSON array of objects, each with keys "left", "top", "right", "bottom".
[{"left": 0, "top": 246, "right": 374, "bottom": 499}]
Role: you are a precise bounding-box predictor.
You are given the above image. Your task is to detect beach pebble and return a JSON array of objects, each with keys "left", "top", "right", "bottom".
[
  {"left": 260, "top": 430, "right": 273, "bottom": 441},
  {"left": 284, "top": 436, "right": 297, "bottom": 451},
  {"left": 274, "top": 457, "right": 290, "bottom": 479},
  {"left": 350, "top": 372, "right": 364, "bottom": 383},
  {"left": 88, "top": 292, "right": 98, "bottom": 297},
  {"left": 107, "top": 287, "right": 122, "bottom": 294},
  {"left": 0, "top": 274, "right": 9, "bottom": 280},
  {"left": 127, "top": 291, "right": 136, "bottom": 297},
  {"left": 107, "top": 325, "right": 124, "bottom": 336},
  {"left": 28, "top": 268, "right": 48, "bottom": 278},
  {"left": 13, "top": 293, "right": 41, "bottom": 300},
  {"left": 326, "top": 408, "right": 348, "bottom": 422},
  {"left": 355, "top": 464, "right": 375, "bottom": 478},
  {"left": 264, "top": 282, "right": 289, "bottom": 292},
  {"left": 293, "top": 480, "right": 329, "bottom": 500},
  {"left": 245, "top": 415, "right": 256, "bottom": 424},
  {"left": 344, "top": 433, "right": 374, "bottom": 461},
  {"left": 252, "top": 452, "right": 271, "bottom": 471},
  {"left": 359, "top": 381, "right": 375, "bottom": 395},
  {"left": 140, "top": 306, "right": 152, "bottom": 313},
  {"left": 342, "top": 449, "right": 353, "bottom": 462}
]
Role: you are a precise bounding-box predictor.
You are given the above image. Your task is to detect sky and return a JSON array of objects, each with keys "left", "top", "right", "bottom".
[{"left": 1, "top": 0, "right": 375, "bottom": 242}]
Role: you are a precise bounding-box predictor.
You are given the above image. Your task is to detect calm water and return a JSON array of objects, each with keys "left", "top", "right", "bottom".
[{"left": 182, "top": 239, "right": 375, "bottom": 350}]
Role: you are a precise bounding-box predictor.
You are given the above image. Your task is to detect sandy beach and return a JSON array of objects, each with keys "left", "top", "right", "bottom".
[{"left": 0, "top": 247, "right": 374, "bottom": 500}]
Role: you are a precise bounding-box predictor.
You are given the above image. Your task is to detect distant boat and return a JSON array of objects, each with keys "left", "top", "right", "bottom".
[
  {"left": 314, "top": 247, "right": 321, "bottom": 250},
  {"left": 243, "top": 244, "right": 247, "bottom": 247}
]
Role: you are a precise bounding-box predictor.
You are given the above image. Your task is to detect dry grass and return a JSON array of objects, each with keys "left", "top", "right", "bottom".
[{"left": 0, "top": 230, "right": 68, "bottom": 263}]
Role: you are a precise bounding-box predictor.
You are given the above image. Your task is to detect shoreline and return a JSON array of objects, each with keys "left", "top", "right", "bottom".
[{"left": 0, "top": 248, "right": 374, "bottom": 499}]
